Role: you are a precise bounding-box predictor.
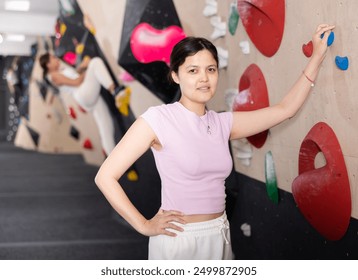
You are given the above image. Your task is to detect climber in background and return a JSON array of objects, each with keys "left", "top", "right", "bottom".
[{"left": 39, "top": 15, "right": 125, "bottom": 156}]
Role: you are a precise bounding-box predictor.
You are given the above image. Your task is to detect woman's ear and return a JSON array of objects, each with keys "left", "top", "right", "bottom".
[{"left": 171, "top": 71, "right": 179, "bottom": 84}]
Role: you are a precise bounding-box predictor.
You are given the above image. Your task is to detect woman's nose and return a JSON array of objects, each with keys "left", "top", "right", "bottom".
[{"left": 199, "top": 71, "right": 208, "bottom": 82}]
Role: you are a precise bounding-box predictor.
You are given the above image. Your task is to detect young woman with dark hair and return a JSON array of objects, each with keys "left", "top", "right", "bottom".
[{"left": 95, "top": 24, "right": 334, "bottom": 259}]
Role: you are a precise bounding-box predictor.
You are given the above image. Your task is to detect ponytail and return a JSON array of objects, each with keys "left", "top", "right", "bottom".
[
  {"left": 38, "top": 53, "right": 59, "bottom": 94},
  {"left": 39, "top": 53, "right": 50, "bottom": 80}
]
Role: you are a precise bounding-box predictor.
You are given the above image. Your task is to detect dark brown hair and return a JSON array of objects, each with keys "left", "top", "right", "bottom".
[
  {"left": 39, "top": 53, "right": 50, "bottom": 80},
  {"left": 38, "top": 52, "right": 59, "bottom": 93},
  {"left": 168, "top": 37, "right": 218, "bottom": 83}
]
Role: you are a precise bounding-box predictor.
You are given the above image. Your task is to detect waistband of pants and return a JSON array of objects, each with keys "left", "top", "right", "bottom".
[{"left": 169, "top": 212, "right": 230, "bottom": 237}]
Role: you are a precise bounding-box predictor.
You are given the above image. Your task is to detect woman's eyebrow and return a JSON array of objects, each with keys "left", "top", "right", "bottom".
[{"left": 185, "top": 64, "right": 217, "bottom": 69}]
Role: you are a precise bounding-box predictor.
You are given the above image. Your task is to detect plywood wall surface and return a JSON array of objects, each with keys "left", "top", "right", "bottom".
[{"left": 174, "top": 0, "right": 358, "bottom": 218}]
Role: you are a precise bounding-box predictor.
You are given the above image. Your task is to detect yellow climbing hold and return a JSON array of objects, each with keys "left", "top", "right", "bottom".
[
  {"left": 115, "top": 87, "right": 131, "bottom": 116},
  {"left": 60, "top": 23, "right": 67, "bottom": 35},
  {"left": 89, "top": 27, "right": 96, "bottom": 35},
  {"left": 127, "top": 169, "right": 138, "bottom": 181},
  {"left": 76, "top": 43, "right": 85, "bottom": 54}
]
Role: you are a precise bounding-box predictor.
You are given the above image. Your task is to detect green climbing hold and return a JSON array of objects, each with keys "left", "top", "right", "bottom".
[
  {"left": 228, "top": 2, "right": 240, "bottom": 36},
  {"left": 265, "top": 151, "right": 279, "bottom": 204}
]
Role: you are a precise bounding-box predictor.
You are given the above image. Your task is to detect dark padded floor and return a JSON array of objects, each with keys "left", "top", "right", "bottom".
[{"left": 0, "top": 142, "right": 151, "bottom": 260}]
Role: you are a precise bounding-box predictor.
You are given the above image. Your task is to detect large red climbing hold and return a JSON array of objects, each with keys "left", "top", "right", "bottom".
[
  {"left": 292, "top": 122, "right": 351, "bottom": 241},
  {"left": 233, "top": 63, "right": 269, "bottom": 148},
  {"left": 237, "top": 0, "right": 285, "bottom": 57}
]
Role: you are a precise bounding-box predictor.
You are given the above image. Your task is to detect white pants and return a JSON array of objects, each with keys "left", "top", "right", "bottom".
[
  {"left": 74, "top": 57, "right": 113, "bottom": 110},
  {"left": 148, "top": 212, "right": 234, "bottom": 260},
  {"left": 73, "top": 57, "right": 115, "bottom": 155}
]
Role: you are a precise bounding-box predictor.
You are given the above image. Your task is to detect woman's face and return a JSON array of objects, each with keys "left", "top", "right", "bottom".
[
  {"left": 172, "top": 49, "right": 218, "bottom": 105},
  {"left": 46, "top": 55, "right": 60, "bottom": 71}
]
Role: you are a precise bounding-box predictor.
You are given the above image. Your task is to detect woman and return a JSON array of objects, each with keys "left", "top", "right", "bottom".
[
  {"left": 95, "top": 24, "right": 335, "bottom": 259},
  {"left": 39, "top": 53, "right": 123, "bottom": 156}
]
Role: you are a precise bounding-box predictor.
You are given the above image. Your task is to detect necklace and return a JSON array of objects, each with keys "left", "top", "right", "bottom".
[
  {"left": 201, "top": 111, "right": 211, "bottom": 135},
  {"left": 207, "top": 124, "right": 211, "bottom": 134},
  {"left": 177, "top": 102, "right": 211, "bottom": 134}
]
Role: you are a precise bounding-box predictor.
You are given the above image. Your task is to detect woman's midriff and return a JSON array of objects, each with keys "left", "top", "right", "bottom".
[{"left": 182, "top": 211, "right": 224, "bottom": 223}]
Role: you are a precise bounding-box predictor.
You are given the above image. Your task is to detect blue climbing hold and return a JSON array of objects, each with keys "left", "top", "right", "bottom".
[
  {"left": 335, "top": 56, "right": 349, "bottom": 70},
  {"left": 320, "top": 31, "right": 334, "bottom": 46}
]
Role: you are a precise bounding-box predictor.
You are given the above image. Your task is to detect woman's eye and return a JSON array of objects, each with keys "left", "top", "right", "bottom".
[
  {"left": 208, "top": 67, "right": 217, "bottom": 72},
  {"left": 188, "top": 69, "right": 196, "bottom": 73}
]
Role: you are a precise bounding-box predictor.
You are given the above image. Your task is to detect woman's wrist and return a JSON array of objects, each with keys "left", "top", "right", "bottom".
[
  {"left": 302, "top": 71, "right": 315, "bottom": 87},
  {"left": 136, "top": 218, "right": 150, "bottom": 236},
  {"left": 304, "top": 56, "right": 322, "bottom": 82}
]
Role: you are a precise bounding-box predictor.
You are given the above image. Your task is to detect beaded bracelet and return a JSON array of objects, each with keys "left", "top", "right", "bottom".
[{"left": 302, "top": 71, "right": 315, "bottom": 87}]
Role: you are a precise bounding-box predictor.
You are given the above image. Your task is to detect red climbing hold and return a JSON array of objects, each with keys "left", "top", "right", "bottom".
[
  {"left": 83, "top": 138, "right": 93, "bottom": 150},
  {"left": 292, "top": 122, "right": 351, "bottom": 241},
  {"left": 302, "top": 40, "right": 313, "bottom": 58},
  {"left": 237, "top": 0, "right": 285, "bottom": 57},
  {"left": 68, "top": 106, "right": 77, "bottom": 119},
  {"left": 233, "top": 64, "right": 269, "bottom": 148}
]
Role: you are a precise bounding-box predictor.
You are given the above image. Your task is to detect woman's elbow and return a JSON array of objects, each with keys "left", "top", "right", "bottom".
[
  {"left": 278, "top": 103, "right": 298, "bottom": 121},
  {"left": 94, "top": 170, "right": 105, "bottom": 190},
  {"left": 286, "top": 108, "right": 298, "bottom": 120},
  {"left": 94, "top": 168, "right": 119, "bottom": 192}
]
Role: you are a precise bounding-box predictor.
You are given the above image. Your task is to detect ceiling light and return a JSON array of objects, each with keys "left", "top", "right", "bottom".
[
  {"left": 4, "top": 0, "right": 30, "bottom": 12},
  {"left": 6, "top": 34, "right": 26, "bottom": 42}
]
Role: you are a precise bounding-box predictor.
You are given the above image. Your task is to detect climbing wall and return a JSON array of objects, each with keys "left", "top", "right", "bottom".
[
  {"left": 14, "top": 49, "right": 82, "bottom": 154},
  {"left": 13, "top": 49, "right": 107, "bottom": 165},
  {"left": 77, "top": 0, "right": 164, "bottom": 117},
  {"left": 173, "top": 0, "right": 358, "bottom": 220}
]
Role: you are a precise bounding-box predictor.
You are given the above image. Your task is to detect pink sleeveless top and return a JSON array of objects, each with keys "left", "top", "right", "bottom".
[{"left": 141, "top": 102, "right": 233, "bottom": 215}]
